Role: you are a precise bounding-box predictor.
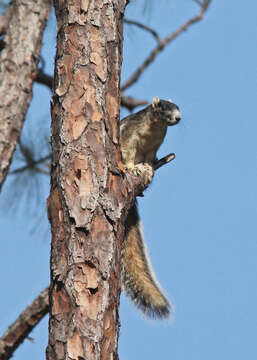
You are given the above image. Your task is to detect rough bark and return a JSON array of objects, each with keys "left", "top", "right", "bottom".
[
  {"left": 0, "top": 288, "right": 49, "bottom": 360},
  {"left": 46, "top": 1, "right": 153, "bottom": 359},
  {"left": 36, "top": 69, "right": 149, "bottom": 112},
  {"left": 0, "top": 0, "right": 51, "bottom": 190}
]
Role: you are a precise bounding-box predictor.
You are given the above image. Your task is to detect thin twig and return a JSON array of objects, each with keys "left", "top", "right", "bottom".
[
  {"left": 193, "top": 0, "right": 203, "bottom": 6},
  {"left": 34, "top": 167, "right": 50, "bottom": 175},
  {"left": 121, "top": 95, "right": 148, "bottom": 112},
  {"left": 201, "top": 0, "right": 211, "bottom": 11},
  {"left": 10, "top": 154, "right": 51, "bottom": 175},
  {"left": 121, "top": 0, "right": 212, "bottom": 91},
  {"left": 0, "top": 288, "right": 49, "bottom": 360},
  {"left": 124, "top": 18, "right": 161, "bottom": 44},
  {"left": 18, "top": 140, "right": 34, "bottom": 166}
]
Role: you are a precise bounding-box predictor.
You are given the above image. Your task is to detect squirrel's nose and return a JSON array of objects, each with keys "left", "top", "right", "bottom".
[{"left": 173, "top": 108, "right": 181, "bottom": 123}]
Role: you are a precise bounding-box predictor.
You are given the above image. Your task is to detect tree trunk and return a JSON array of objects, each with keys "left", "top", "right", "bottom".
[
  {"left": 0, "top": 0, "right": 50, "bottom": 190},
  {"left": 46, "top": 0, "right": 142, "bottom": 359}
]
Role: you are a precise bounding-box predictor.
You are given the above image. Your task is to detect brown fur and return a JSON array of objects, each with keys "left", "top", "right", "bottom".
[
  {"left": 121, "top": 204, "right": 170, "bottom": 318},
  {"left": 120, "top": 97, "right": 181, "bottom": 318}
]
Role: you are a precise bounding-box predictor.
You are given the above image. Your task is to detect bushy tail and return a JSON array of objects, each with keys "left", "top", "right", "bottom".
[{"left": 121, "top": 202, "right": 172, "bottom": 319}]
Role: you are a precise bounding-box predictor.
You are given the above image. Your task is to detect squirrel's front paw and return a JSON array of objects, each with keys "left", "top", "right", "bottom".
[
  {"left": 125, "top": 163, "right": 154, "bottom": 186},
  {"left": 125, "top": 163, "right": 141, "bottom": 176},
  {"left": 134, "top": 163, "right": 154, "bottom": 185}
]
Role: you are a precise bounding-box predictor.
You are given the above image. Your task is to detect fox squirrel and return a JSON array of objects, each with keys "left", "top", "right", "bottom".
[{"left": 120, "top": 96, "right": 181, "bottom": 318}]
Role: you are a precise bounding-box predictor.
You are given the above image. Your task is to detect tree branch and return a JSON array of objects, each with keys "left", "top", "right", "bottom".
[
  {"left": 201, "top": 0, "right": 211, "bottom": 11},
  {"left": 10, "top": 154, "right": 51, "bottom": 175},
  {"left": 193, "top": 0, "right": 203, "bottom": 6},
  {"left": 153, "top": 153, "right": 176, "bottom": 170},
  {"left": 36, "top": 69, "right": 53, "bottom": 90},
  {"left": 124, "top": 18, "right": 161, "bottom": 44},
  {"left": 0, "top": 288, "right": 49, "bottom": 360},
  {"left": 121, "top": 0, "right": 212, "bottom": 91},
  {"left": 120, "top": 95, "right": 148, "bottom": 112}
]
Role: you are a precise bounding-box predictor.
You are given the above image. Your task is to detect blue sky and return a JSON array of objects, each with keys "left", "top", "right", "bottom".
[{"left": 1, "top": 1, "right": 257, "bottom": 359}]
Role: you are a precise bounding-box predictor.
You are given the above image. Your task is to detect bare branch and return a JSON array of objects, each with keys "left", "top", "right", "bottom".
[
  {"left": 121, "top": 94, "right": 148, "bottom": 112},
  {"left": 124, "top": 18, "right": 161, "bottom": 44},
  {"left": 121, "top": 0, "right": 212, "bottom": 91},
  {"left": 201, "top": 0, "right": 211, "bottom": 11},
  {"left": 153, "top": 153, "right": 176, "bottom": 170},
  {"left": 36, "top": 69, "right": 52, "bottom": 90},
  {"left": 35, "top": 167, "right": 50, "bottom": 176},
  {"left": 10, "top": 154, "right": 51, "bottom": 175},
  {"left": 33, "top": 167, "right": 51, "bottom": 175},
  {"left": 0, "top": 288, "right": 49, "bottom": 360},
  {"left": 193, "top": 0, "right": 203, "bottom": 6},
  {"left": 18, "top": 140, "right": 35, "bottom": 166}
]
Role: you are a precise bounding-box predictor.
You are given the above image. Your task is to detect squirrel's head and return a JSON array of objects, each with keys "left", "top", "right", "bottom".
[{"left": 152, "top": 96, "right": 181, "bottom": 126}]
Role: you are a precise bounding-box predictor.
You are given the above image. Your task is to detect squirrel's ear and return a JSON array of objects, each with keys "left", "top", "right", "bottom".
[
  {"left": 168, "top": 98, "right": 174, "bottom": 103},
  {"left": 152, "top": 96, "right": 160, "bottom": 108}
]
